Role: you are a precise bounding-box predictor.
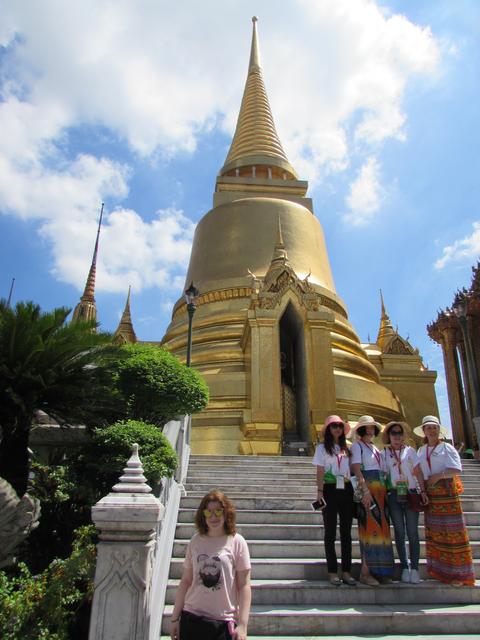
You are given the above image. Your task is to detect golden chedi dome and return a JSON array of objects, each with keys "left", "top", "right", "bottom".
[{"left": 162, "top": 18, "right": 437, "bottom": 456}]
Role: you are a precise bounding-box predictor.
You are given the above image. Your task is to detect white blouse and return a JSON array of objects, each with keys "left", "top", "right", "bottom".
[
  {"left": 382, "top": 445, "right": 420, "bottom": 489},
  {"left": 312, "top": 443, "right": 351, "bottom": 479},
  {"left": 351, "top": 440, "right": 385, "bottom": 471},
  {"left": 417, "top": 442, "right": 462, "bottom": 479}
]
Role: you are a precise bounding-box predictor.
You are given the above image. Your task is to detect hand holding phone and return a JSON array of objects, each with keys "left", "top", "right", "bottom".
[{"left": 311, "top": 498, "right": 327, "bottom": 511}]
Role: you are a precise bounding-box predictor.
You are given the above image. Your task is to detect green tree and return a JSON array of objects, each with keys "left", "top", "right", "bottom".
[
  {"left": 111, "top": 343, "right": 209, "bottom": 425},
  {"left": 0, "top": 301, "right": 118, "bottom": 497},
  {"left": 76, "top": 419, "right": 178, "bottom": 497}
]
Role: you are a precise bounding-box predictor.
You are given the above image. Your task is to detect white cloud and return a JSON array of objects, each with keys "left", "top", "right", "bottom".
[
  {"left": 343, "top": 157, "right": 383, "bottom": 225},
  {"left": 0, "top": 0, "right": 442, "bottom": 291},
  {"left": 46, "top": 207, "right": 195, "bottom": 294},
  {"left": 435, "top": 221, "right": 480, "bottom": 269}
]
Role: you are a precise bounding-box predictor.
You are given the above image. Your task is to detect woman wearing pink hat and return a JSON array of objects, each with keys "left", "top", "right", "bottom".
[
  {"left": 351, "top": 415, "right": 394, "bottom": 586},
  {"left": 312, "top": 415, "right": 356, "bottom": 586},
  {"left": 416, "top": 415, "right": 474, "bottom": 587}
]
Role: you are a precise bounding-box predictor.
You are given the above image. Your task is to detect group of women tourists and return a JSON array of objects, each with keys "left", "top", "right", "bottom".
[
  {"left": 170, "top": 413, "right": 474, "bottom": 640},
  {"left": 314, "top": 414, "right": 475, "bottom": 588}
]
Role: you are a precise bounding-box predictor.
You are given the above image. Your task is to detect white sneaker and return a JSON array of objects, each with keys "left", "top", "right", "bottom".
[
  {"left": 410, "top": 569, "right": 421, "bottom": 584},
  {"left": 401, "top": 568, "right": 411, "bottom": 583}
]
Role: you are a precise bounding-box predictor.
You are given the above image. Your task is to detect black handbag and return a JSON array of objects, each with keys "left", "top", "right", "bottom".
[{"left": 407, "top": 491, "right": 426, "bottom": 512}]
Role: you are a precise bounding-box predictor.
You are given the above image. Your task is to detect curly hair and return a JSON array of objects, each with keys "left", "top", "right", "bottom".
[{"left": 195, "top": 490, "right": 237, "bottom": 535}]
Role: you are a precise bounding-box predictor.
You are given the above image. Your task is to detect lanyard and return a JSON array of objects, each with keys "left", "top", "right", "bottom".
[
  {"left": 391, "top": 446, "right": 404, "bottom": 475},
  {"left": 361, "top": 441, "right": 381, "bottom": 467},
  {"left": 426, "top": 443, "right": 439, "bottom": 472},
  {"left": 335, "top": 453, "right": 344, "bottom": 473}
]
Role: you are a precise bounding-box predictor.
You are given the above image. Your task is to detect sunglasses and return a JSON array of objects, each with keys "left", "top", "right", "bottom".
[
  {"left": 330, "top": 423, "right": 344, "bottom": 429},
  {"left": 203, "top": 508, "right": 224, "bottom": 519},
  {"left": 390, "top": 430, "right": 404, "bottom": 436}
]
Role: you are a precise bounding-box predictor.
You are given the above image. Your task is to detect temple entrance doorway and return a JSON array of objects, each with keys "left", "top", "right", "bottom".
[{"left": 279, "top": 302, "right": 309, "bottom": 455}]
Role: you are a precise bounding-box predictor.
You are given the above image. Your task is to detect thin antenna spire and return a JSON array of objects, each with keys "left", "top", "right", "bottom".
[{"left": 6, "top": 277, "right": 15, "bottom": 307}]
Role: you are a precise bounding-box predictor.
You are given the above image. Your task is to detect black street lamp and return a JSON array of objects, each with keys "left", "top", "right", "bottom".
[
  {"left": 184, "top": 282, "right": 200, "bottom": 367},
  {"left": 453, "top": 298, "right": 480, "bottom": 448}
]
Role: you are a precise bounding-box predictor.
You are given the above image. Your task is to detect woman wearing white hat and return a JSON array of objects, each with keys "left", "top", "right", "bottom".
[
  {"left": 351, "top": 415, "right": 394, "bottom": 586},
  {"left": 382, "top": 421, "right": 428, "bottom": 584},
  {"left": 312, "top": 415, "right": 356, "bottom": 586},
  {"left": 415, "top": 415, "right": 474, "bottom": 586}
]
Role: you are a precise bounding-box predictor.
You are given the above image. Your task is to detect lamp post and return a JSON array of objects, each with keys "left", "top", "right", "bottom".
[
  {"left": 453, "top": 298, "right": 480, "bottom": 449},
  {"left": 184, "top": 282, "right": 199, "bottom": 367}
]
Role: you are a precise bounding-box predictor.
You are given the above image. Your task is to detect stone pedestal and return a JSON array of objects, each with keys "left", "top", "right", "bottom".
[{"left": 88, "top": 444, "right": 164, "bottom": 640}]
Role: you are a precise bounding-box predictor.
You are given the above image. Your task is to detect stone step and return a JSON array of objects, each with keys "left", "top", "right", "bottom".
[
  {"left": 188, "top": 455, "right": 480, "bottom": 468},
  {"left": 165, "top": 578, "right": 480, "bottom": 606},
  {"left": 185, "top": 474, "right": 480, "bottom": 486},
  {"left": 168, "top": 557, "right": 480, "bottom": 580},
  {"left": 181, "top": 494, "right": 480, "bottom": 511},
  {"left": 161, "top": 603, "right": 480, "bottom": 635},
  {"left": 162, "top": 636, "right": 478, "bottom": 640},
  {"left": 172, "top": 538, "right": 480, "bottom": 559},
  {"left": 177, "top": 508, "right": 480, "bottom": 526},
  {"left": 175, "top": 521, "right": 480, "bottom": 541}
]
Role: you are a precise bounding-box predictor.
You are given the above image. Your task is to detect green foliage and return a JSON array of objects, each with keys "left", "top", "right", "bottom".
[
  {"left": 0, "top": 299, "right": 120, "bottom": 495},
  {"left": 76, "top": 419, "right": 178, "bottom": 496},
  {"left": 0, "top": 526, "right": 97, "bottom": 640},
  {"left": 22, "top": 463, "right": 91, "bottom": 573},
  {"left": 111, "top": 343, "right": 209, "bottom": 425}
]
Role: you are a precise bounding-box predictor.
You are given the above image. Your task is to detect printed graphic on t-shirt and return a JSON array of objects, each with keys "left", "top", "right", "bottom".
[{"left": 197, "top": 553, "right": 223, "bottom": 590}]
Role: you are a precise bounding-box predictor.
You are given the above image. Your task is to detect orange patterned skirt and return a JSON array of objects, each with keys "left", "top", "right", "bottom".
[
  {"left": 357, "top": 470, "right": 394, "bottom": 577},
  {"left": 425, "top": 477, "right": 474, "bottom": 585}
]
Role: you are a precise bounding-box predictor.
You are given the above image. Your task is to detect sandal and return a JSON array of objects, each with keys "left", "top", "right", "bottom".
[
  {"left": 342, "top": 573, "right": 356, "bottom": 586},
  {"left": 359, "top": 574, "right": 379, "bottom": 586},
  {"left": 450, "top": 580, "right": 463, "bottom": 587},
  {"left": 329, "top": 574, "right": 342, "bottom": 586}
]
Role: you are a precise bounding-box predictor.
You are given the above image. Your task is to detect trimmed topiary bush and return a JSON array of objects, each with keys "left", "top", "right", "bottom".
[
  {"left": 76, "top": 419, "right": 178, "bottom": 496},
  {"left": 111, "top": 343, "right": 209, "bottom": 425}
]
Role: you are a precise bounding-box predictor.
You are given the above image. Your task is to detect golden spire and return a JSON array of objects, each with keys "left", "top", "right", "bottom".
[
  {"left": 72, "top": 203, "right": 104, "bottom": 324},
  {"left": 114, "top": 286, "right": 137, "bottom": 344},
  {"left": 220, "top": 17, "right": 297, "bottom": 179},
  {"left": 271, "top": 216, "right": 289, "bottom": 267},
  {"left": 376, "top": 289, "right": 395, "bottom": 350}
]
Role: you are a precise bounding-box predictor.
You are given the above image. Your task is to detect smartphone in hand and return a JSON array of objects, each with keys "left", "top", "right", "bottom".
[{"left": 311, "top": 498, "right": 327, "bottom": 511}]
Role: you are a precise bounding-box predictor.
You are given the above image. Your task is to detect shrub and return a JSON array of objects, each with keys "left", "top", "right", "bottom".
[
  {"left": 111, "top": 344, "right": 209, "bottom": 425},
  {"left": 76, "top": 419, "right": 178, "bottom": 497},
  {"left": 0, "top": 526, "right": 97, "bottom": 640}
]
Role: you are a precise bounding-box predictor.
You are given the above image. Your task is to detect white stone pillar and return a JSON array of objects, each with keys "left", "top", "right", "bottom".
[{"left": 88, "top": 444, "right": 164, "bottom": 640}]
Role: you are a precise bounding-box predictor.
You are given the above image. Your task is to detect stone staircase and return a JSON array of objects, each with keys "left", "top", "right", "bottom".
[{"left": 161, "top": 455, "right": 480, "bottom": 638}]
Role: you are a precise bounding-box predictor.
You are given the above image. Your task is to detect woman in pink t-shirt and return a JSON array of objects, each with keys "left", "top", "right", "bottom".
[{"left": 170, "top": 490, "right": 251, "bottom": 640}]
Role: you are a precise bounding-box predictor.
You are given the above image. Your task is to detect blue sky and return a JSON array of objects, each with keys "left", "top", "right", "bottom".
[{"left": 1, "top": 0, "right": 480, "bottom": 429}]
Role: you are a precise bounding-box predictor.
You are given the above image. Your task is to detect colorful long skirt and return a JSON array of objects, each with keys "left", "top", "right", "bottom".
[
  {"left": 425, "top": 477, "right": 474, "bottom": 585},
  {"left": 357, "top": 470, "right": 394, "bottom": 577}
]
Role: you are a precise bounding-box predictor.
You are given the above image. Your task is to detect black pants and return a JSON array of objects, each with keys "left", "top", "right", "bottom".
[
  {"left": 322, "top": 482, "right": 354, "bottom": 573},
  {"left": 180, "top": 610, "right": 233, "bottom": 640}
]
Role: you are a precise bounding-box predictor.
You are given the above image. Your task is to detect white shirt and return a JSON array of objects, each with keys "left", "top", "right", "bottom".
[
  {"left": 312, "top": 443, "right": 351, "bottom": 480},
  {"left": 382, "top": 445, "right": 420, "bottom": 489},
  {"left": 351, "top": 440, "right": 385, "bottom": 471},
  {"left": 417, "top": 441, "right": 462, "bottom": 479}
]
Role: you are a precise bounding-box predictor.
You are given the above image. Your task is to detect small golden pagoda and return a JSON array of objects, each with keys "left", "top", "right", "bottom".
[{"left": 161, "top": 18, "right": 438, "bottom": 455}]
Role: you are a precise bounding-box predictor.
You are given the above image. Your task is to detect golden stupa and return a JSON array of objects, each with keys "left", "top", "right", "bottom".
[{"left": 161, "top": 18, "right": 438, "bottom": 455}]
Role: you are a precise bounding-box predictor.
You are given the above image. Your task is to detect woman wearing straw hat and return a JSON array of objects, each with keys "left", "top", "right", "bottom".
[
  {"left": 415, "top": 415, "right": 474, "bottom": 587},
  {"left": 312, "top": 415, "right": 356, "bottom": 586},
  {"left": 351, "top": 415, "right": 394, "bottom": 586},
  {"left": 382, "top": 421, "right": 428, "bottom": 584}
]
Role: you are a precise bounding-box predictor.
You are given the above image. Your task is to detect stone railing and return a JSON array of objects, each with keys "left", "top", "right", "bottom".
[{"left": 88, "top": 415, "right": 191, "bottom": 640}]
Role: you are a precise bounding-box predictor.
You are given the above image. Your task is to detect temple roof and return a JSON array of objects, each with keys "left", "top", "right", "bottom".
[
  {"left": 219, "top": 17, "right": 297, "bottom": 179},
  {"left": 114, "top": 286, "right": 137, "bottom": 344}
]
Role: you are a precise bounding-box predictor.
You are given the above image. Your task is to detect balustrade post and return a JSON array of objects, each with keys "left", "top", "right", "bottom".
[{"left": 88, "top": 444, "right": 164, "bottom": 640}]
